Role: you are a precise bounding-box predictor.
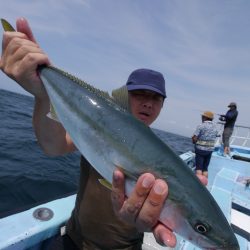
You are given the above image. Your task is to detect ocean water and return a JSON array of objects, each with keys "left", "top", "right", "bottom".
[{"left": 0, "top": 89, "right": 194, "bottom": 216}]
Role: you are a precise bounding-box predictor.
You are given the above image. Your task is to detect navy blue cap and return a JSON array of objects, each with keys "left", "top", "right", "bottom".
[
  {"left": 126, "top": 68, "right": 166, "bottom": 98},
  {"left": 228, "top": 102, "right": 237, "bottom": 108}
]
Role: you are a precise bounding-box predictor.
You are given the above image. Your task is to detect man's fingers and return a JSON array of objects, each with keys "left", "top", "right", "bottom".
[
  {"left": 1, "top": 31, "right": 27, "bottom": 55},
  {"left": 5, "top": 39, "right": 40, "bottom": 66},
  {"left": 196, "top": 174, "right": 208, "bottom": 186},
  {"left": 1, "top": 38, "right": 46, "bottom": 81},
  {"left": 111, "top": 169, "right": 173, "bottom": 247},
  {"left": 153, "top": 223, "right": 176, "bottom": 247},
  {"left": 111, "top": 169, "right": 126, "bottom": 213},
  {"left": 16, "top": 18, "right": 37, "bottom": 43},
  {"left": 119, "top": 174, "right": 155, "bottom": 223},
  {"left": 136, "top": 179, "right": 168, "bottom": 231}
]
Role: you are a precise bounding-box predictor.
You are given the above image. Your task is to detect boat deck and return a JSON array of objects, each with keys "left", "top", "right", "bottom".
[{"left": 172, "top": 144, "right": 250, "bottom": 249}]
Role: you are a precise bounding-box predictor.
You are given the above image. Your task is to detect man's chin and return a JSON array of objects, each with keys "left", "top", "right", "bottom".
[{"left": 138, "top": 116, "right": 151, "bottom": 126}]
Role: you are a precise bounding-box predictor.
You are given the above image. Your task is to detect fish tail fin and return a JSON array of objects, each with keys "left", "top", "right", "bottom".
[{"left": 1, "top": 18, "right": 15, "bottom": 31}]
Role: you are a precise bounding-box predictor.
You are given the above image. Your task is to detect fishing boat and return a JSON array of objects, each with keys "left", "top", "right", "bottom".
[{"left": 1, "top": 123, "right": 249, "bottom": 250}]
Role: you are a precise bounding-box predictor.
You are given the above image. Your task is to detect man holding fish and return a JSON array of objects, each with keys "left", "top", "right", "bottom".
[
  {"left": 1, "top": 18, "right": 238, "bottom": 250},
  {"left": 0, "top": 17, "right": 177, "bottom": 249}
]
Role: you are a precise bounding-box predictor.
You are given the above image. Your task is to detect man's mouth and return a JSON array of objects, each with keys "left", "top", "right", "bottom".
[{"left": 139, "top": 112, "right": 150, "bottom": 117}]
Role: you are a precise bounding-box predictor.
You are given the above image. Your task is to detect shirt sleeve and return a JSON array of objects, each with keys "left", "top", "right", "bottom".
[{"left": 193, "top": 124, "right": 202, "bottom": 137}]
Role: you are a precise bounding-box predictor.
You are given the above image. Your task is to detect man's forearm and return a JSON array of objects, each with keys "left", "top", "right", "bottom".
[{"left": 32, "top": 97, "right": 74, "bottom": 156}]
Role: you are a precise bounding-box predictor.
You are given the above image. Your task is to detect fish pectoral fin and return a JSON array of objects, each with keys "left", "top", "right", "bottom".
[
  {"left": 98, "top": 165, "right": 137, "bottom": 190},
  {"left": 98, "top": 179, "right": 112, "bottom": 190},
  {"left": 46, "top": 103, "right": 61, "bottom": 123}
]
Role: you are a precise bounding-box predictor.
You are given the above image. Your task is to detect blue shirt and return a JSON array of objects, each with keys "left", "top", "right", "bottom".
[
  {"left": 224, "top": 109, "right": 238, "bottom": 128},
  {"left": 193, "top": 121, "right": 219, "bottom": 151}
]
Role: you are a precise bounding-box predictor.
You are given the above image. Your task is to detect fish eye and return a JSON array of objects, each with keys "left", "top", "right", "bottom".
[{"left": 194, "top": 222, "right": 210, "bottom": 234}]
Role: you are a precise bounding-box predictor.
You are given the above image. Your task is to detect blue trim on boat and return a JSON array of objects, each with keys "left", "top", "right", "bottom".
[
  {"left": 231, "top": 224, "right": 250, "bottom": 241},
  {"left": 232, "top": 202, "right": 250, "bottom": 216},
  {"left": 0, "top": 191, "right": 76, "bottom": 219}
]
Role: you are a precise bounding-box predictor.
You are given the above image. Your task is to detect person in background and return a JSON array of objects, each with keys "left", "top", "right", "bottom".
[
  {"left": 0, "top": 17, "right": 177, "bottom": 250},
  {"left": 219, "top": 102, "right": 238, "bottom": 156},
  {"left": 192, "top": 111, "right": 219, "bottom": 179}
]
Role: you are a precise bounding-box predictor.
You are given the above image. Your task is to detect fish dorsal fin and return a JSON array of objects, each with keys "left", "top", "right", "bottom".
[
  {"left": 44, "top": 66, "right": 130, "bottom": 122},
  {"left": 112, "top": 85, "right": 129, "bottom": 111},
  {"left": 46, "top": 66, "right": 111, "bottom": 101}
]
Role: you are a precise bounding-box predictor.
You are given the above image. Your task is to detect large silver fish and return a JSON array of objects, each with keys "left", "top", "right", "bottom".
[
  {"left": 39, "top": 67, "right": 239, "bottom": 250},
  {"left": 2, "top": 19, "right": 239, "bottom": 250}
]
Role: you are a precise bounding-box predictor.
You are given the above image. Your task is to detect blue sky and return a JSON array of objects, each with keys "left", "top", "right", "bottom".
[{"left": 0, "top": 0, "right": 249, "bottom": 137}]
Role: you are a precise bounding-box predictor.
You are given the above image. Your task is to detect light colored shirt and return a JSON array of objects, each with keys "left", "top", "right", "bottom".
[{"left": 193, "top": 121, "right": 219, "bottom": 151}]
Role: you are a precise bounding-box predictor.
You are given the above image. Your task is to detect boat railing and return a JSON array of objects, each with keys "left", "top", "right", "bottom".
[{"left": 215, "top": 122, "right": 250, "bottom": 148}]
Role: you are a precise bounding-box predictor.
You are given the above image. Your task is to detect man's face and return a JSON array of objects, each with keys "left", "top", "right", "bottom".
[{"left": 128, "top": 90, "right": 164, "bottom": 126}]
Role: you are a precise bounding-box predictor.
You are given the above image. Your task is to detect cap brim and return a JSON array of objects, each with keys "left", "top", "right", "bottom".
[{"left": 127, "top": 84, "right": 166, "bottom": 98}]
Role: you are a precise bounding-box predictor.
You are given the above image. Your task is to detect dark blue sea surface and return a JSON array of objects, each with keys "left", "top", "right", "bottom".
[{"left": 0, "top": 89, "right": 194, "bottom": 215}]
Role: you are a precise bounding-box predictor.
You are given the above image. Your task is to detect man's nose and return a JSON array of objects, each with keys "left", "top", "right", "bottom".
[{"left": 142, "top": 100, "right": 153, "bottom": 108}]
